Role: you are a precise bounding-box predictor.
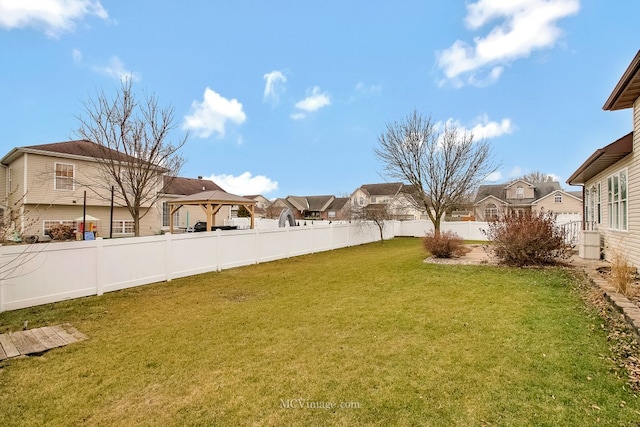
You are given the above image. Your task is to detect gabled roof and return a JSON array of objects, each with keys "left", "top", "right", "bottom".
[
  {"left": 286, "top": 196, "right": 308, "bottom": 211},
  {"left": 1, "top": 139, "right": 140, "bottom": 165},
  {"left": 171, "top": 190, "right": 255, "bottom": 205},
  {"left": 603, "top": 50, "right": 640, "bottom": 111},
  {"left": 567, "top": 132, "right": 633, "bottom": 185},
  {"left": 531, "top": 189, "right": 583, "bottom": 204},
  {"left": 327, "top": 197, "right": 349, "bottom": 211},
  {"left": 474, "top": 181, "right": 562, "bottom": 205},
  {"left": 163, "top": 176, "right": 224, "bottom": 195},
  {"left": 357, "top": 182, "right": 404, "bottom": 196},
  {"left": 306, "top": 195, "right": 334, "bottom": 211}
]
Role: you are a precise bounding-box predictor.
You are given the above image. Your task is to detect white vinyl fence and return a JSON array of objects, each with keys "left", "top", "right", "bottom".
[{"left": 0, "top": 220, "right": 488, "bottom": 312}]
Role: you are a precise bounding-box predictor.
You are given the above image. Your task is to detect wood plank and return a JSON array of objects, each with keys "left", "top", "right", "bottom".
[
  {"left": 0, "top": 333, "right": 21, "bottom": 358},
  {"left": 61, "top": 324, "right": 88, "bottom": 341},
  {"left": 32, "top": 327, "right": 65, "bottom": 349},
  {"left": 51, "top": 325, "right": 78, "bottom": 344},
  {"left": 0, "top": 344, "right": 6, "bottom": 360},
  {"left": 39, "top": 327, "right": 69, "bottom": 348},
  {"left": 10, "top": 330, "right": 47, "bottom": 355}
]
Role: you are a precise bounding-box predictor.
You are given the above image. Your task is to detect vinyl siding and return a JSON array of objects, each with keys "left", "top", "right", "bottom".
[
  {"left": 584, "top": 114, "right": 640, "bottom": 267},
  {"left": 532, "top": 193, "right": 582, "bottom": 214}
]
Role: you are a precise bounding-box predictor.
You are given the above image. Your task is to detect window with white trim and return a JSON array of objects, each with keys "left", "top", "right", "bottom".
[
  {"left": 608, "top": 169, "right": 627, "bottom": 231},
  {"left": 596, "top": 182, "right": 601, "bottom": 224},
  {"left": 112, "top": 220, "right": 134, "bottom": 235},
  {"left": 162, "top": 202, "right": 179, "bottom": 227},
  {"left": 516, "top": 186, "right": 524, "bottom": 199},
  {"left": 554, "top": 192, "right": 562, "bottom": 203},
  {"left": 484, "top": 203, "right": 498, "bottom": 220},
  {"left": 54, "top": 163, "right": 74, "bottom": 190}
]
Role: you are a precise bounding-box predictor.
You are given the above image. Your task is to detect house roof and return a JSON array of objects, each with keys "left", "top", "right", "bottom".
[
  {"left": 1, "top": 139, "right": 140, "bottom": 166},
  {"left": 163, "top": 176, "right": 224, "bottom": 195},
  {"left": 171, "top": 190, "right": 256, "bottom": 205},
  {"left": 566, "top": 132, "right": 633, "bottom": 185},
  {"left": 474, "top": 181, "right": 562, "bottom": 205},
  {"left": 306, "top": 195, "right": 334, "bottom": 211},
  {"left": 327, "top": 197, "right": 349, "bottom": 211},
  {"left": 357, "top": 182, "right": 404, "bottom": 196},
  {"left": 603, "top": 50, "right": 640, "bottom": 111},
  {"left": 531, "top": 189, "right": 583, "bottom": 204}
]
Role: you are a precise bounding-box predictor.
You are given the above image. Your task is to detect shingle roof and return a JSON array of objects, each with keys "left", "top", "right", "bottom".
[
  {"left": 306, "top": 195, "right": 334, "bottom": 211},
  {"left": 474, "top": 181, "right": 562, "bottom": 204},
  {"left": 172, "top": 190, "right": 255, "bottom": 204},
  {"left": 358, "top": 182, "right": 404, "bottom": 196},
  {"left": 327, "top": 197, "right": 349, "bottom": 211},
  {"left": 163, "top": 176, "right": 224, "bottom": 195}
]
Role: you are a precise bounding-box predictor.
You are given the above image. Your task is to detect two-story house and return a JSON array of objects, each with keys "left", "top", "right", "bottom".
[
  {"left": 474, "top": 180, "right": 582, "bottom": 221},
  {"left": 0, "top": 139, "right": 164, "bottom": 239},
  {"left": 568, "top": 50, "right": 640, "bottom": 266},
  {"left": 350, "top": 183, "right": 426, "bottom": 220}
]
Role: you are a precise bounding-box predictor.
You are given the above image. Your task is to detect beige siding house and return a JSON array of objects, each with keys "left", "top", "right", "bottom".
[
  {"left": 568, "top": 50, "right": 640, "bottom": 266},
  {"left": 351, "top": 183, "right": 426, "bottom": 220},
  {"left": 474, "top": 180, "right": 581, "bottom": 221},
  {"left": 0, "top": 140, "right": 162, "bottom": 239}
]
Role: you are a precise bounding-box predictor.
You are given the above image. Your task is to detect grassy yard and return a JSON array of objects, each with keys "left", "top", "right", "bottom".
[{"left": 0, "top": 237, "right": 639, "bottom": 426}]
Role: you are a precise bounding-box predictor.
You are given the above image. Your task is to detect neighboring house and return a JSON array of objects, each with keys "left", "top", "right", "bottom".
[
  {"left": 567, "top": 50, "right": 640, "bottom": 266},
  {"left": 235, "top": 194, "right": 271, "bottom": 218},
  {"left": 273, "top": 195, "right": 336, "bottom": 220},
  {"left": 0, "top": 139, "right": 163, "bottom": 239},
  {"left": 325, "top": 197, "right": 350, "bottom": 220},
  {"left": 156, "top": 176, "right": 230, "bottom": 231},
  {"left": 350, "top": 183, "right": 426, "bottom": 220},
  {"left": 474, "top": 180, "right": 582, "bottom": 222}
]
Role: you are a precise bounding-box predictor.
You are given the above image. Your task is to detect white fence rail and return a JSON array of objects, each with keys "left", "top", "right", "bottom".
[{"left": 0, "top": 220, "right": 486, "bottom": 312}]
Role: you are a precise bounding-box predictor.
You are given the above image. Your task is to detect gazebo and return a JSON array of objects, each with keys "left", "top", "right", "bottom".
[{"left": 168, "top": 190, "right": 257, "bottom": 233}]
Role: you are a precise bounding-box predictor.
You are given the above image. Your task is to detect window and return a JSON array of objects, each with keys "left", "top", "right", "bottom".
[
  {"left": 554, "top": 192, "right": 562, "bottom": 203},
  {"left": 370, "top": 197, "right": 377, "bottom": 203},
  {"left": 596, "top": 182, "right": 601, "bottom": 224},
  {"left": 516, "top": 186, "right": 524, "bottom": 199},
  {"left": 485, "top": 203, "right": 498, "bottom": 220},
  {"left": 112, "top": 220, "right": 134, "bottom": 235},
  {"left": 608, "top": 170, "right": 627, "bottom": 231},
  {"left": 54, "top": 163, "right": 74, "bottom": 190},
  {"left": 162, "top": 202, "right": 179, "bottom": 227}
]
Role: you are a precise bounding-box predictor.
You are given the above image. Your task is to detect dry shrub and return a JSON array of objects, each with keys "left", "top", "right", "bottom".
[
  {"left": 482, "top": 210, "right": 570, "bottom": 266},
  {"left": 47, "top": 224, "right": 75, "bottom": 241},
  {"left": 423, "top": 230, "right": 471, "bottom": 259},
  {"left": 610, "top": 250, "right": 635, "bottom": 296}
]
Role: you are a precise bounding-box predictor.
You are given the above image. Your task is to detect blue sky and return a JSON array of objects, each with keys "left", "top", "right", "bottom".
[{"left": 1, "top": 1, "right": 639, "bottom": 198}]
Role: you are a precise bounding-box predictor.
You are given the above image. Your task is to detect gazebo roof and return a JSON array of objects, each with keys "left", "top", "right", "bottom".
[{"left": 171, "top": 190, "right": 256, "bottom": 205}]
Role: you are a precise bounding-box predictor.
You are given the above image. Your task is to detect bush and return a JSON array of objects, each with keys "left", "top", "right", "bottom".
[
  {"left": 423, "top": 230, "right": 471, "bottom": 258},
  {"left": 482, "top": 211, "right": 569, "bottom": 266},
  {"left": 47, "top": 224, "right": 75, "bottom": 241}
]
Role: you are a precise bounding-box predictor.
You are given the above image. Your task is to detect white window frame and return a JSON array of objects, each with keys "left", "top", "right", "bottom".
[
  {"left": 607, "top": 169, "right": 627, "bottom": 231},
  {"left": 554, "top": 192, "right": 562, "bottom": 203},
  {"left": 112, "top": 220, "right": 135, "bottom": 235},
  {"left": 515, "top": 186, "right": 524, "bottom": 199},
  {"left": 485, "top": 203, "right": 498, "bottom": 220},
  {"left": 54, "top": 162, "right": 75, "bottom": 191},
  {"left": 162, "top": 202, "right": 179, "bottom": 227}
]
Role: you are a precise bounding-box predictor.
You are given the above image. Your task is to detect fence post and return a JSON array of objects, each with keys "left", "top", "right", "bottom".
[
  {"left": 165, "top": 232, "right": 173, "bottom": 282},
  {"left": 96, "top": 238, "right": 104, "bottom": 296}
]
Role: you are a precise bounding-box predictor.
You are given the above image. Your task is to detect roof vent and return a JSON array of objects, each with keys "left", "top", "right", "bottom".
[{"left": 198, "top": 176, "right": 203, "bottom": 179}]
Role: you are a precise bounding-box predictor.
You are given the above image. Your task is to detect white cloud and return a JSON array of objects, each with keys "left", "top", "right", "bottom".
[
  {"left": 437, "top": 0, "right": 579, "bottom": 87},
  {"left": 439, "top": 114, "right": 514, "bottom": 140},
  {"left": 72, "top": 49, "right": 140, "bottom": 82},
  {"left": 355, "top": 81, "right": 382, "bottom": 96},
  {"left": 95, "top": 55, "right": 140, "bottom": 82},
  {"left": 263, "top": 70, "right": 287, "bottom": 105},
  {"left": 485, "top": 171, "right": 503, "bottom": 182},
  {"left": 0, "top": 0, "right": 108, "bottom": 37},
  {"left": 291, "top": 86, "right": 331, "bottom": 119},
  {"left": 206, "top": 172, "right": 278, "bottom": 195},
  {"left": 183, "top": 88, "right": 247, "bottom": 138}
]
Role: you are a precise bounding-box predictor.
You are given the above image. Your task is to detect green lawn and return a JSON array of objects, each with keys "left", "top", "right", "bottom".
[{"left": 1, "top": 237, "right": 639, "bottom": 426}]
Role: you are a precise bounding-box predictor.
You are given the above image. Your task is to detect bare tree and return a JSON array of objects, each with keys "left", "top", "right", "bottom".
[
  {"left": 74, "top": 78, "right": 187, "bottom": 236},
  {"left": 375, "top": 110, "right": 498, "bottom": 235},
  {"left": 350, "top": 203, "right": 393, "bottom": 242},
  {"left": 511, "top": 170, "right": 556, "bottom": 183}
]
